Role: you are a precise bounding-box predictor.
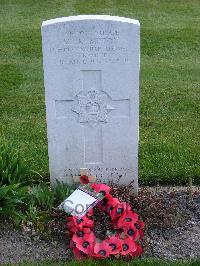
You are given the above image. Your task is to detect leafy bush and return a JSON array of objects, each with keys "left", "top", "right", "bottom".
[
  {"left": 28, "top": 181, "right": 76, "bottom": 210},
  {"left": 0, "top": 138, "right": 30, "bottom": 224},
  {"left": 0, "top": 138, "right": 76, "bottom": 227},
  {"left": 52, "top": 180, "right": 76, "bottom": 205},
  {"left": 23, "top": 181, "right": 75, "bottom": 231},
  {"left": 28, "top": 183, "right": 54, "bottom": 211},
  {"left": 0, "top": 138, "right": 30, "bottom": 186},
  {"left": 0, "top": 183, "right": 27, "bottom": 224}
]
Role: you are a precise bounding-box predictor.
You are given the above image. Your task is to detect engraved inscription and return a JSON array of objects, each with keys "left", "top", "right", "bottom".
[
  {"left": 72, "top": 89, "right": 114, "bottom": 127},
  {"left": 49, "top": 25, "right": 130, "bottom": 67}
]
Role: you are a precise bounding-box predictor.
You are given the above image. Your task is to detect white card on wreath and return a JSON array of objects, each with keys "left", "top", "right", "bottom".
[{"left": 59, "top": 186, "right": 103, "bottom": 218}]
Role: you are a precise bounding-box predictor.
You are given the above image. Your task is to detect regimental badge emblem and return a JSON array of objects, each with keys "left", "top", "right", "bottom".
[{"left": 72, "top": 89, "right": 114, "bottom": 127}]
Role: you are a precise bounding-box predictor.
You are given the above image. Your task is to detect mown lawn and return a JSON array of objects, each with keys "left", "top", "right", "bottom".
[
  {"left": 0, "top": 0, "right": 199, "bottom": 185},
  {"left": 8, "top": 258, "right": 200, "bottom": 266}
]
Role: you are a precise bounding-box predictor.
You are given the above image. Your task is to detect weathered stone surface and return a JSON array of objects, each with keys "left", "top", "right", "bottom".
[{"left": 41, "top": 15, "right": 140, "bottom": 192}]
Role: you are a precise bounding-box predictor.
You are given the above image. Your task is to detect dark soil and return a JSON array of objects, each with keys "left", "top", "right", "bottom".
[{"left": 0, "top": 186, "right": 199, "bottom": 264}]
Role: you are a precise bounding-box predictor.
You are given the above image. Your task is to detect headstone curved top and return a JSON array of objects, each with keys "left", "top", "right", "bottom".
[
  {"left": 41, "top": 15, "right": 140, "bottom": 193},
  {"left": 42, "top": 15, "right": 139, "bottom": 26}
]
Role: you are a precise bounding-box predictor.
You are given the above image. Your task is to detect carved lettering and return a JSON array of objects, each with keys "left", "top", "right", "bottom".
[{"left": 49, "top": 26, "right": 129, "bottom": 66}]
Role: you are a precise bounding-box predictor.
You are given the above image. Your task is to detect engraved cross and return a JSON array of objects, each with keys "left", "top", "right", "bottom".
[{"left": 55, "top": 70, "right": 130, "bottom": 165}]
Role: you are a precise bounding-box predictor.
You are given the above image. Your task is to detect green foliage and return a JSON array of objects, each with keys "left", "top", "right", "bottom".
[
  {"left": 25, "top": 203, "right": 40, "bottom": 222},
  {"left": 0, "top": 183, "right": 27, "bottom": 224},
  {"left": 13, "top": 258, "right": 200, "bottom": 266},
  {"left": 24, "top": 202, "right": 51, "bottom": 231},
  {"left": 0, "top": 138, "right": 30, "bottom": 186},
  {"left": 18, "top": 181, "right": 75, "bottom": 231},
  {"left": 0, "top": 138, "right": 30, "bottom": 224},
  {"left": 28, "top": 181, "right": 75, "bottom": 211},
  {"left": 0, "top": 137, "right": 76, "bottom": 227},
  {"left": 52, "top": 180, "right": 76, "bottom": 206},
  {"left": 29, "top": 183, "right": 54, "bottom": 211},
  {"left": 0, "top": 146, "right": 75, "bottom": 225}
]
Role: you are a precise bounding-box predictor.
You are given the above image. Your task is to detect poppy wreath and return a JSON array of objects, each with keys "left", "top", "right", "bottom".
[{"left": 67, "top": 183, "right": 144, "bottom": 260}]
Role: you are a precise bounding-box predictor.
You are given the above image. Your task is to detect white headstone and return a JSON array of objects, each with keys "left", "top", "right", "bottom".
[{"left": 41, "top": 15, "right": 140, "bottom": 193}]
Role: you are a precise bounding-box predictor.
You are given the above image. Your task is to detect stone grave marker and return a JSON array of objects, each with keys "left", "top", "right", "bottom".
[{"left": 41, "top": 15, "right": 140, "bottom": 193}]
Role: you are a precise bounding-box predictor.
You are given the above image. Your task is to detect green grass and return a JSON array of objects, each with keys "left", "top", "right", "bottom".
[
  {"left": 0, "top": 0, "right": 200, "bottom": 185},
  {"left": 6, "top": 258, "right": 200, "bottom": 266}
]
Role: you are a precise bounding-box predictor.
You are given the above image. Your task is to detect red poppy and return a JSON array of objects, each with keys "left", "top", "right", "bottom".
[
  {"left": 67, "top": 216, "right": 76, "bottom": 232},
  {"left": 70, "top": 239, "right": 75, "bottom": 249},
  {"left": 72, "top": 228, "right": 95, "bottom": 245},
  {"left": 134, "top": 220, "right": 145, "bottom": 230},
  {"left": 93, "top": 240, "right": 113, "bottom": 258},
  {"left": 105, "top": 236, "right": 122, "bottom": 255},
  {"left": 117, "top": 211, "right": 138, "bottom": 229},
  {"left": 110, "top": 202, "right": 132, "bottom": 220},
  {"left": 80, "top": 175, "right": 89, "bottom": 184},
  {"left": 76, "top": 238, "right": 95, "bottom": 255},
  {"left": 104, "top": 195, "right": 120, "bottom": 214},
  {"left": 135, "top": 220, "right": 145, "bottom": 229},
  {"left": 123, "top": 226, "right": 140, "bottom": 241},
  {"left": 121, "top": 237, "right": 137, "bottom": 256},
  {"left": 130, "top": 243, "right": 143, "bottom": 257},
  {"left": 91, "top": 183, "right": 111, "bottom": 196},
  {"left": 86, "top": 208, "right": 94, "bottom": 218},
  {"left": 67, "top": 216, "right": 93, "bottom": 232},
  {"left": 134, "top": 220, "right": 145, "bottom": 239},
  {"left": 72, "top": 247, "right": 87, "bottom": 260},
  {"left": 98, "top": 194, "right": 115, "bottom": 212},
  {"left": 67, "top": 182, "right": 144, "bottom": 260}
]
